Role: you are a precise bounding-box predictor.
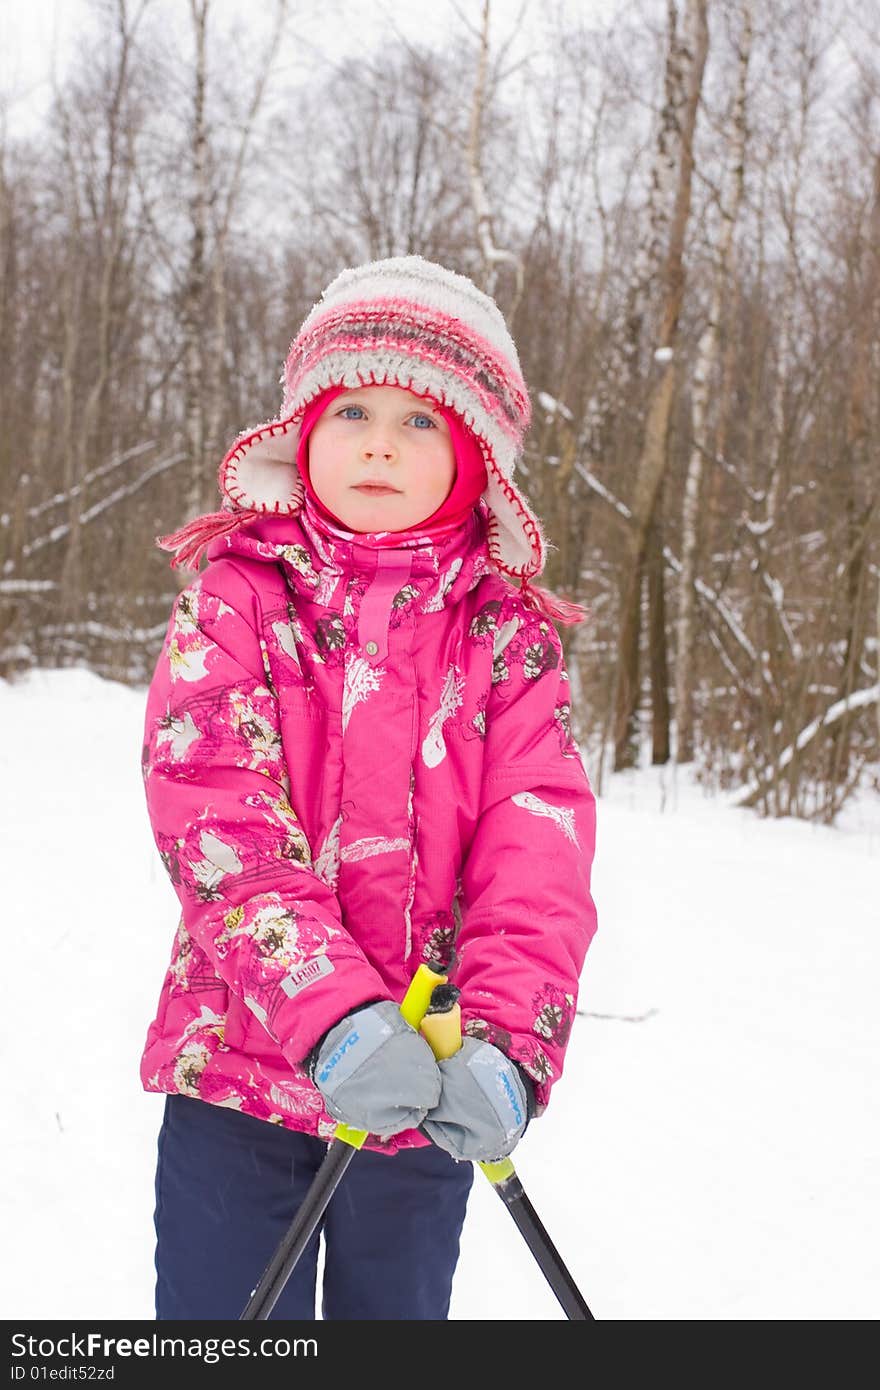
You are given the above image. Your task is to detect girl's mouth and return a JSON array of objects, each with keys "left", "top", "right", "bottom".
[{"left": 353, "top": 484, "right": 400, "bottom": 495}]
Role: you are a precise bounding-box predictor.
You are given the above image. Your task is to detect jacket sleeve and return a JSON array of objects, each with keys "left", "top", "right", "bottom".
[
  {"left": 455, "top": 597, "right": 598, "bottom": 1111},
  {"left": 142, "top": 561, "right": 388, "bottom": 1065}
]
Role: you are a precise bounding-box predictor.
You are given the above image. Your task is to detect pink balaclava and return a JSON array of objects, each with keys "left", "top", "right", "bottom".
[{"left": 295, "top": 385, "right": 488, "bottom": 541}]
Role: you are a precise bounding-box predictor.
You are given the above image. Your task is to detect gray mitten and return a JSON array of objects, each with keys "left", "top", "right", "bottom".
[
  {"left": 311, "top": 1001, "right": 441, "bottom": 1138},
  {"left": 422, "top": 1038, "right": 530, "bottom": 1162}
]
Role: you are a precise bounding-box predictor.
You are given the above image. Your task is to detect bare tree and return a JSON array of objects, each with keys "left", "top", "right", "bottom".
[
  {"left": 612, "top": 0, "right": 710, "bottom": 769},
  {"left": 182, "top": 0, "right": 289, "bottom": 516},
  {"left": 466, "top": 0, "right": 525, "bottom": 313},
  {"left": 181, "top": 0, "right": 209, "bottom": 515},
  {"left": 675, "top": 0, "right": 752, "bottom": 762},
  {"left": 2, "top": 0, "right": 877, "bottom": 820}
]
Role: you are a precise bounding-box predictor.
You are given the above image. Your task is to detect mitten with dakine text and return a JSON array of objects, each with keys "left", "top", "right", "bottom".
[
  {"left": 310, "top": 1001, "right": 441, "bottom": 1138},
  {"left": 422, "top": 1038, "right": 532, "bottom": 1162}
]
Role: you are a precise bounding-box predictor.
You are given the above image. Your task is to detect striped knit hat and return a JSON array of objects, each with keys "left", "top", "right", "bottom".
[
  {"left": 163, "top": 256, "right": 585, "bottom": 620},
  {"left": 221, "top": 255, "right": 543, "bottom": 580}
]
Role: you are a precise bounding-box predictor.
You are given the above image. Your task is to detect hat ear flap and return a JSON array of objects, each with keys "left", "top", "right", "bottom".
[{"left": 216, "top": 420, "right": 304, "bottom": 514}]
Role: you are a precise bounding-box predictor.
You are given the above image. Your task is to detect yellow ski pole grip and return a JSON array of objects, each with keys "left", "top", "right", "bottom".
[
  {"left": 399, "top": 961, "right": 449, "bottom": 1030},
  {"left": 418, "top": 982, "right": 462, "bottom": 1060},
  {"left": 333, "top": 962, "right": 449, "bottom": 1150},
  {"left": 419, "top": 986, "right": 516, "bottom": 1183}
]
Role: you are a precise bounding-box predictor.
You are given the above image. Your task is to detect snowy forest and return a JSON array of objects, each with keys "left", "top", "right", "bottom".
[{"left": 1, "top": 0, "right": 879, "bottom": 825}]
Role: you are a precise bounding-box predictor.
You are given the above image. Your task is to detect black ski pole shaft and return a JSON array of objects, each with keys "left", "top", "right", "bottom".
[
  {"left": 239, "top": 962, "right": 449, "bottom": 1321},
  {"left": 479, "top": 1160, "right": 594, "bottom": 1320},
  {"left": 240, "top": 1139, "right": 355, "bottom": 1321},
  {"left": 421, "top": 994, "right": 595, "bottom": 1321}
]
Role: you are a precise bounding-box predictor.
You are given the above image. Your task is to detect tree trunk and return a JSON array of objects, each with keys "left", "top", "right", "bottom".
[
  {"left": 613, "top": 0, "right": 709, "bottom": 771},
  {"left": 466, "top": 0, "right": 524, "bottom": 314},
  {"left": 876, "top": 569, "right": 880, "bottom": 752},
  {"left": 825, "top": 153, "right": 880, "bottom": 813},
  {"left": 675, "top": 0, "right": 751, "bottom": 762},
  {"left": 613, "top": 550, "right": 644, "bottom": 767},
  {"left": 184, "top": 0, "right": 210, "bottom": 517},
  {"left": 205, "top": 1, "right": 288, "bottom": 465},
  {"left": 648, "top": 507, "right": 671, "bottom": 764}
]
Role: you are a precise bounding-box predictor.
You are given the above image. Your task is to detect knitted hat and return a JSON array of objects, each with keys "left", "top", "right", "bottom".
[
  {"left": 161, "top": 256, "right": 586, "bottom": 622},
  {"left": 221, "top": 255, "right": 543, "bottom": 579}
]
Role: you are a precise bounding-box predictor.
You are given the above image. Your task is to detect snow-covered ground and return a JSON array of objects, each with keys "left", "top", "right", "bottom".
[{"left": 2, "top": 668, "right": 878, "bottom": 1320}]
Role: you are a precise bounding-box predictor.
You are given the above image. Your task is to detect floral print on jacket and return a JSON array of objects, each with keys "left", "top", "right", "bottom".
[{"left": 140, "top": 500, "right": 598, "bottom": 1152}]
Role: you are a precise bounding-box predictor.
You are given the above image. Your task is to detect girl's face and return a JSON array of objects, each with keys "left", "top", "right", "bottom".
[{"left": 306, "top": 385, "right": 457, "bottom": 532}]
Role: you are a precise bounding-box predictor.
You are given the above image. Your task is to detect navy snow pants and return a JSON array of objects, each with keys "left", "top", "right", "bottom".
[{"left": 153, "top": 1095, "right": 474, "bottom": 1321}]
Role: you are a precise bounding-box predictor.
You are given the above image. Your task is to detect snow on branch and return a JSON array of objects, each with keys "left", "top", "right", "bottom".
[
  {"left": 27, "top": 441, "right": 161, "bottom": 519},
  {"left": 664, "top": 545, "right": 761, "bottom": 669},
  {"left": 537, "top": 391, "right": 574, "bottom": 422},
  {"left": 19, "top": 452, "right": 186, "bottom": 560},
  {"left": 573, "top": 462, "right": 633, "bottom": 521},
  {"left": 763, "top": 571, "right": 803, "bottom": 660},
  {"left": 38, "top": 620, "right": 170, "bottom": 644},
  {"left": 0, "top": 580, "right": 58, "bottom": 594},
  {"left": 733, "top": 684, "right": 880, "bottom": 807}
]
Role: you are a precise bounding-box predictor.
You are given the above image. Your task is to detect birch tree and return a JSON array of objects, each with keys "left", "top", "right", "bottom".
[
  {"left": 675, "top": 0, "right": 752, "bottom": 762},
  {"left": 182, "top": 0, "right": 289, "bottom": 517},
  {"left": 466, "top": 0, "right": 525, "bottom": 313},
  {"left": 612, "top": 0, "right": 710, "bottom": 769},
  {"left": 182, "top": 0, "right": 209, "bottom": 516}
]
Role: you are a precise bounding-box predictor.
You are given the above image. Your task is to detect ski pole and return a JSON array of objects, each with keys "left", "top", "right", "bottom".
[
  {"left": 473, "top": 1158, "right": 594, "bottom": 1320},
  {"left": 239, "top": 961, "right": 447, "bottom": 1321},
  {"left": 420, "top": 988, "right": 595, "bottom": 1321}
]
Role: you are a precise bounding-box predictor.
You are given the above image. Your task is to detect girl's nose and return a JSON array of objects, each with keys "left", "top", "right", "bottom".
[{"left": 361, "top": 431, "right": 396, "bottom": 462}]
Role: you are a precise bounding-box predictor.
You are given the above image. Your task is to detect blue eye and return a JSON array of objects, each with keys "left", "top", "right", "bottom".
[
  {"left": 339, "top": 405, "right": 366, "bottom": 420},
  {"left": 410, "top": 414, "right": 437, "bottom": 429}
]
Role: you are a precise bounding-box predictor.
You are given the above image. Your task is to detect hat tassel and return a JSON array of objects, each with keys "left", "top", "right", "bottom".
[
  {"left": 157, "top": 508, "right": 258, "bottom": 571},
  {"left": 520, "top": 576, "right": 588, "bottom": 627}
]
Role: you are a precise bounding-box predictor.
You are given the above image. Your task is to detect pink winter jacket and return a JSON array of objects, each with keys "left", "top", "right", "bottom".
[{"left": 140, "top": 500, "right": 598, "bottom": 1152}]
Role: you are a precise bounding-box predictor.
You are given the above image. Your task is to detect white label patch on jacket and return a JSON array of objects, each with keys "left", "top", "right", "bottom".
[
  {"left": 280, "top": 954, "right": 335, "bottom": 999},
  {"left": 422, "top": 663, "right": 465, "bottom": 768},
  {"left": 343, "top": 653, "right": 384, "bottom": 733},
  {"left": 511, "top": 792, "right": 579, "bottom": 846}
]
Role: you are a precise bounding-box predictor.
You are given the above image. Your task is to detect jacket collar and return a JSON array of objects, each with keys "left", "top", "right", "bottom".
[{"left": 206, "top": 497, "right": 494, "bottom": 613}]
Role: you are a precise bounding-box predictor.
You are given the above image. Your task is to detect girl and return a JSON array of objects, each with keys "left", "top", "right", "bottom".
[{"left": 141, "top": 255, "right": 598, "bottom": 1321}]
